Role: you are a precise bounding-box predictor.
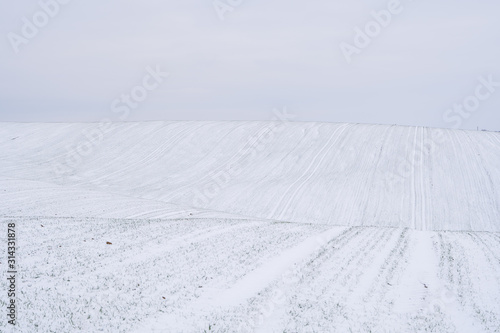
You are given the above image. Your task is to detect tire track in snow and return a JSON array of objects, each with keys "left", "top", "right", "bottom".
[
  {"left": 437, "top": 232, "right": 495, "bottom": 332},
  {"left": 386, "top": 231, "right": 478, "bottom": 333},
  {"left": 131, "top": 225, "right": 346, "bottom": 333},
  {"left": 218, "top": 227, "right": 363, "bottom": 333},
  {"left": 420, "top": 127, "right": 428, "bottom": 231},
  {"left": 410, "top": 126, "right": 428, "bottom": 231},
  {"left": 399, "top": 126, "right": 414, "bottom": 226},
  {"left": 357, "top": 125, "right": 394, "bottom": 224},
  {"left": 443, "top": 130, "right": 470, "bottom": 231},
  {"left": 465, "top": 233, "right": 500, "bottom": 305},
  {"left": 81, "top": 122, "right": 171, "bottom": 182},
  {"left": 19, "top": 217, "right": 258, "bottom": 277},
  {"left": 335, "top": 228, "right": 394, "bottom": 288},
  {"left": 462, "top": 132, "right": 500, "bottom": 231},
  {"left": 325, "top": 124, "right": 374, "bottom": 226},
  {"left": 384, "top": 231, "right": 439, "bottom": 316},
  {"left": 213, "top": 226, "right": 349, "bottom": 307},
  {"left": 270, "top": 123, "right": 351, "bottom": 220},
  {"left": 455, "top": 131, "right": 483, "bottom": 231},
  {"left": 467, "top": 136, "right": 500, "bottom": 227},
  {"left": 468, "top": 233, "right": 500, "bottom": 265},
  {"left": 91, "top": 122, "right": 203, "bottom": 183},
  {"left": 363, "top": 228, "right": 411, "bottom": 302},
  {"left": 255, "top": 227, "right": 391, "bottom": 332},
  {"left": 317, "top": 228, "right": 392, "bottom": 296},
  {"left": 410, "top": 126, "right": 418, "bottom": 230},
  {"left": 164, "top": 122, "right": 254, "bottom": 202},
  {"left": 3, "top": 122, "right": 500, "bottom": 231},
  {"left": 490, "top": 233, "right": 500, "bottom": 242},
  {"left": 346, "top": 227, "right": 405, "bottom": 302},
  {"left": 287, "top": 228, "right": 395, "bottom": 317}
]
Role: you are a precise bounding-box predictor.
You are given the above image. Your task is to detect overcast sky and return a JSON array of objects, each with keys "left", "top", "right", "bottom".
[{"left": 1, "top": 0, "right": 499, "bottom": 130}]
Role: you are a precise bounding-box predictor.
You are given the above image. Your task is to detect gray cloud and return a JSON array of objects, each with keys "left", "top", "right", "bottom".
[{"left": 1, "top": 0, "right": 499, "bottom": 130}]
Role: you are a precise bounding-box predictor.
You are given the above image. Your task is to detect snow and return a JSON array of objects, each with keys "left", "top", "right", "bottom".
[
  {"left": 2, "top": 121, "right": 500, "bottom": 231},
  {"left": 0, "top": 121, "right": 499, "bottom": 332}
]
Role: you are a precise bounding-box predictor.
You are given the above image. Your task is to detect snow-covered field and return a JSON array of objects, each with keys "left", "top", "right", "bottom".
[{"left": 1, "top": 121, "right": 499, "bottom": 332}]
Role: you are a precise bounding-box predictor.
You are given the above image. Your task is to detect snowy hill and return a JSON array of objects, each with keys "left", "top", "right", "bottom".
[
  {"left": 1, "top": 121, "right": 499, "bottom": 332},
  {"left": 1, "top": 121, "right": 499, "bottom": 231}
]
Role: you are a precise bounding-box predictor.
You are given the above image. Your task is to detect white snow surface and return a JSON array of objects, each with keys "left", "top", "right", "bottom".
[{"left": 0, "top": 121, "right": 499, "bottom": 332}]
